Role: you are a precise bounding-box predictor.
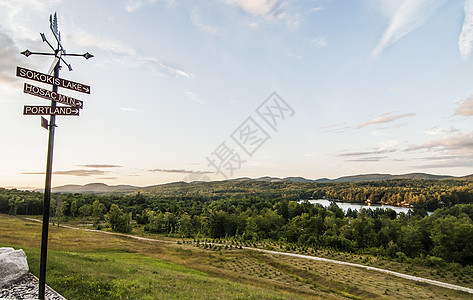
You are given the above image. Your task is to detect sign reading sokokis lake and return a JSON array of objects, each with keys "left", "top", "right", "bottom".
[{"left": 17, "top": 66, "right": 90, "bottom": 94}]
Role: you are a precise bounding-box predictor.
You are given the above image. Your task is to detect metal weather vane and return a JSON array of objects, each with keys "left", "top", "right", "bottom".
[
  {"left": 17, "top": 12, "right": 93, "bottom": 300},
  {"left": 21, "top": 13, "right": 93, "bottom": 74}
]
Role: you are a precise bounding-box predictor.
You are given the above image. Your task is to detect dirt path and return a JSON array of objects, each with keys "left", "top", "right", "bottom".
[{"left": 24, "top": 217, "right": 473, "bottom": 294}]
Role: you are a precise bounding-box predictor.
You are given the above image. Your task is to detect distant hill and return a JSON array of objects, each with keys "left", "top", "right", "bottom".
[
  {"left": 35, "top": 183, "right": 141, "bottom": 194},
  {"left": 237, "top": 173, "right": 454, "bottom": 183},
  {"left": 457, "top": 174, "right": 473, "bottom": 181},
  {"left": 35, "top": 172, "right": 469, "bottom": 194},
  {"left": 329, "top": 173, "right": 454, "bottom": 183}
]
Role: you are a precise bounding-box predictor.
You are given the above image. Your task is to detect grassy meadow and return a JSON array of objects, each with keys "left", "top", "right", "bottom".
[{"left": 1, "top": 214, "right": 472, "bottom": 299}]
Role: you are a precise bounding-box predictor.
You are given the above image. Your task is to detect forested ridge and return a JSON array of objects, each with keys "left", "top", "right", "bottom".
[{"left": 2, "top": 177, "right": 473, "bottom": 265}]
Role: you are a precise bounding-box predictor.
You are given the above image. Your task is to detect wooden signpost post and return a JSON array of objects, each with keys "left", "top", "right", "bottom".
[{"left": 17, "top": 12, "right": 93, "bottom": 300}]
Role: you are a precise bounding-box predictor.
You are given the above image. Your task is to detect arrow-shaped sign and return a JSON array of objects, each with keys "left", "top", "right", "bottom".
[
  {"left": 24, "top": 83, "right": 83, "bottom": 109},
  {"left": 23, "top": 105, "right": 80, "bottom": 116},
  {"left": 17, "top": 66, "right": 90, "bottom": 94}
]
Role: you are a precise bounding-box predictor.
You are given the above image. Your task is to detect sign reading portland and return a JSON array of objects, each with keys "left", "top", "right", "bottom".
[
  {"left": 24, "top": 105, "right": 79, "bottom": 116},
  {"left": 17, "top": 66, "right": 90, "bottom": 94}
]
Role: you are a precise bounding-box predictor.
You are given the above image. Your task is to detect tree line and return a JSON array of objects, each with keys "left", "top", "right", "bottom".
[{"left": 1, "top": 179, "right": 473, "bottom": 265}]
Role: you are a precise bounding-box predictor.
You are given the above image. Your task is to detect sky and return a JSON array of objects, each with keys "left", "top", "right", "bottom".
[{"left": 1, "top": 0, "right": 473, "bottom": 189}]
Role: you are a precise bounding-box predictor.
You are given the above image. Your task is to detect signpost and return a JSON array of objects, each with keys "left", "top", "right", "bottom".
[{"left": 18, "top": 12, "right": 93, "bottom": 300}]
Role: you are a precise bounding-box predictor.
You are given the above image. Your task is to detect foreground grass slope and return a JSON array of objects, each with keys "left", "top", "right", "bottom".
[{"left": 1, "top": 214, "right": 471, "bottom": 299}]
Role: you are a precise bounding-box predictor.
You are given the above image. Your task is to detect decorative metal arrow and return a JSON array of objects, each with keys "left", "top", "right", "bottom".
[{"left": 19, "top": 12, "right": 93, "bottom": 300}]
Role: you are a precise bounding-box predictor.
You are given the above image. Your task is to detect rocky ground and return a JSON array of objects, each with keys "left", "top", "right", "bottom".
[{"left": 0, "top": 273, "right": 65, "bottom": 300}]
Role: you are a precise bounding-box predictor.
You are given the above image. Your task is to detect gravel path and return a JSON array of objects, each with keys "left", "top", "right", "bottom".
[{"left": 0, "top": 273, "right": 66, "bottom": 300}]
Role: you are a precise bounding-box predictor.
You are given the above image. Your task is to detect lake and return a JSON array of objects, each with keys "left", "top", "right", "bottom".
[{"left": 301, "top": 199, "right": 415, "bottom": 215}]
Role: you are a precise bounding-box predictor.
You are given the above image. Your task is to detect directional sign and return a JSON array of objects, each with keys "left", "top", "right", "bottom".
[
  {"left": 24, "top": 83, "right": 83, "bottom": 109},
  {"left": 23, "top": 105, "right": 79, "bottom": 116},
  {"left": 16, "top": 66, "right": 90, "bottom": 94}
]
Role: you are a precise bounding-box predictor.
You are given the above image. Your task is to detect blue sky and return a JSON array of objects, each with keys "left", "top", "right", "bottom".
[{"left": 1, "top": 0, "right": 473, "bottom": 188}]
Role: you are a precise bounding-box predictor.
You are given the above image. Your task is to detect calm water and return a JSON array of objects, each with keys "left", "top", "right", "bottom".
[{"left": 302, "top": 199, "right": 414, "bottom": 215}]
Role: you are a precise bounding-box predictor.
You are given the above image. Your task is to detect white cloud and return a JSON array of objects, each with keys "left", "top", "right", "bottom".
[
  {"left": 124, "top": 0, "right": 163, "bottom": 12},
  {"left": 120, "top": 107, "right": 141, "bottom": 112},
  {"left": 184, "top": 90, "right": 205, "bottom": 104},
  {"left": 125, "top": 0, "right": 144, "bottom": 12},
  {"left": 190, "top": 11, "right": 218, "bottom": 35},
  {"left": 423, "top": 127, "right": 444, "bottom": 136},
  {"left": 72, "top": 28, "right": 194, "bottom": 79},
  {"left": 338, "top": 148, "right": 395, "bottom": 157},
  {"left": 370, "top": 0, "right": 447, "bottom": 61},
  {"left": 320, "top": 123, "right": 352, "bottom": 134},
  {"left": 0, "top": 30, "right": 24, "bottom": 90},
  {"left": 310, "top": 7, "right": 323, "bottom": 12},
  {"left": 0, "top": 0, "right": 62, "bottom": 41},
  {"left": 225, "top": 0, "right": 279, "bottom": 17},
  {"left": 357, "top": 112, "right": 415, "bottom": 129},
  {"left": 407, "top": 132, "right": 473, "bottom": 153},
  {"left": 456, "top": 94, "right": 473, "bottom": 116},
  {"left": 311, "top": 37, "right": 327, "bottom": 47},
  {"left": 149, "top": 168, "right": 212, "bottom": 175},
  {"left": 459, "top": 0, "right": 473, "bottom": 60},
  {"left": 286, "top": 52, "right": 302, "bottom": 59},
  {"left": 22, "top": 169, "right": 107, "bottom": 177}
]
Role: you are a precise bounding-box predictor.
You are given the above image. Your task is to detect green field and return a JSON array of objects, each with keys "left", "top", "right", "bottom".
[{"left": 1, "top": 214, "right": 471, "bottom": 299}]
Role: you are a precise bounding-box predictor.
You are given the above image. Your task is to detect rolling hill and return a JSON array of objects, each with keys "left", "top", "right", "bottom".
[{"left": 39, "top": 172, "right": 466, "bottom": 194}]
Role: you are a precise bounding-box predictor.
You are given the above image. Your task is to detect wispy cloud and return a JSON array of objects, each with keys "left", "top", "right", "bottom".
[
  {"left": 0, "top": 29, "right": 25, "bottom": 90},
  {"left": 0, "top": 0, "right": 62, "bottom": 40},
  {"left": 184, "top": 90, "right": 205, "bottom": 104},
  {"left": 78, "top": 164, "right": 122, "bottom": 168},
  {"left": 120, "top": 107, "right": 142, "bottom": 112},
  {"left": 320, "top": 123, "right": 352, "bottom": 134},
  {"left": 311, "top": 37, "right": 327, "bottom": 47},
  {"left": 338, "top": 147, "right": 395, "bottom": 163},
  {"left": 346, "top": 156, "right": 388, "bottom": 162},
  {"left": 459, "top": 0, "right": 473, "bottom": 60},
  {"left": 22, "top": 169, "right": 106, "bottom": 176},
  {"left": 356, "top": 112, "right": 415, "bottom": 129},
  {"left": 423, "top": 127, "right": 459, "bottom": 136},
  {"left": 149, "top": 168, "right": 213, "bottom": 174},
  {"left": 72, "top": 28, "right": 194, "bottom": 79},
  {"left": 225, "top": 0, "right": 281, "bottom": 17},
  {"left": 190, "top": 11, "right": 218, "bottom": 35},
  {"left": 124, "top": 0, "right": 175, "bottom": 12},
  {"left": 412, "top": 155, "right": 473, "bottom": 169},
  {"left": 370, "top": 0, "right": 447, "bottom": 61},
  {"left": 55, "top": 170, "right": 107, "bottom": 176},
  {"left": 455, "top": 94, "right": 473, "bottom": 116},
  {"left": 406, "top": 132, "right": 473, "bottom": 153},
  {"left": 21, "top": 172, "right": 44, "bottom": 175},
  {"left": 338, "top": 149, "right": 395, "bottom": 157},
  {"left": 286, "top": 52, "right": 302, "bottom": 59}
]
